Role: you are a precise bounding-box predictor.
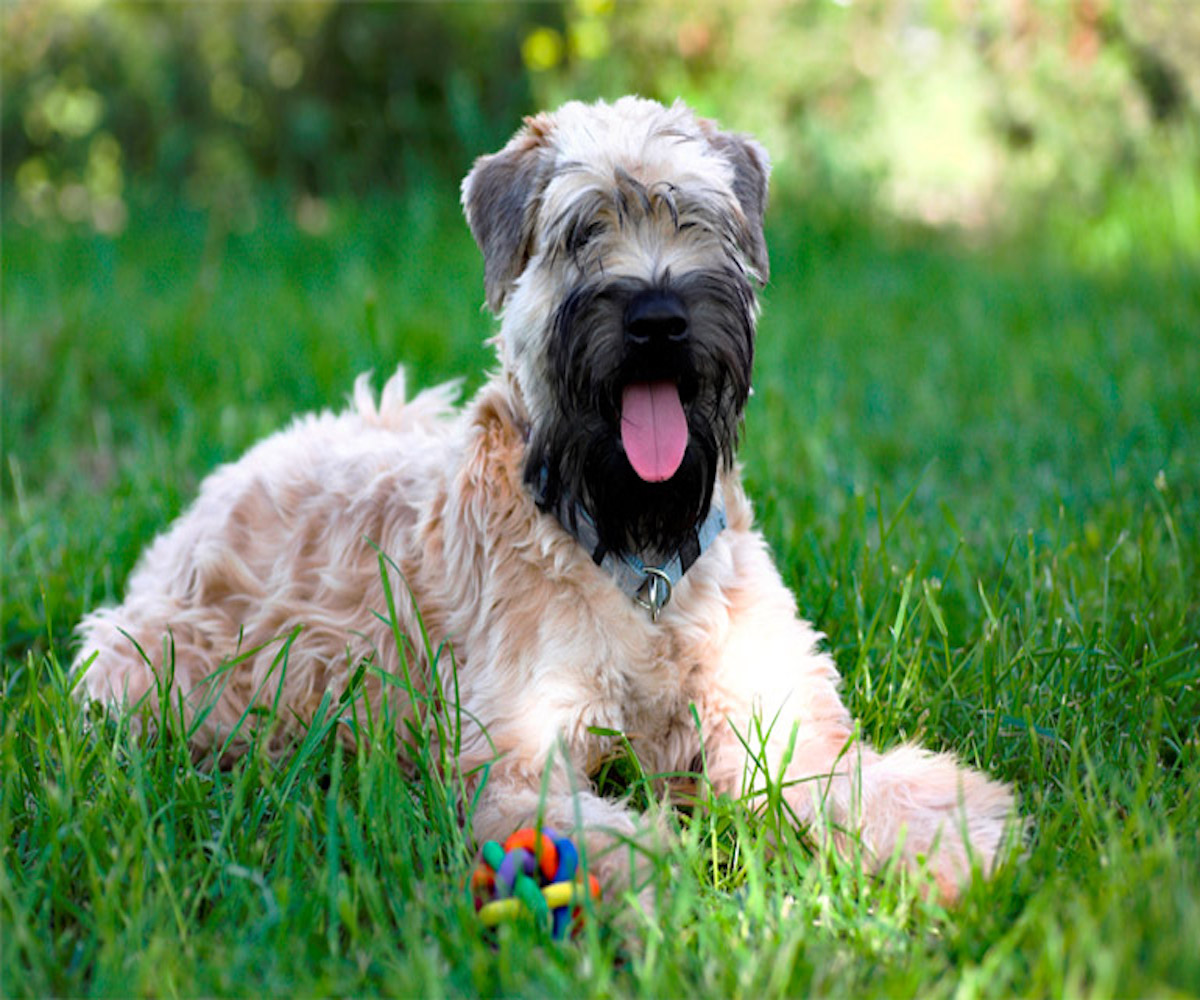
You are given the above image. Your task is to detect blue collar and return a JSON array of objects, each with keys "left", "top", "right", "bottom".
[{"left": 532, "top": 467, "right": 726, "bottom": 621}]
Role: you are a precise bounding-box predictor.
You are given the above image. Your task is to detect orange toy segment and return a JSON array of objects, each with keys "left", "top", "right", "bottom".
[
  {"left": 470, "top": 865, "right": 495, "bottom": 895},
  {"left": 502, "top": 828, "right": 559, "bottom": 881}
]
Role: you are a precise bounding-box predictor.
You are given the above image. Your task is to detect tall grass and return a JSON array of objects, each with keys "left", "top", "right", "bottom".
[{"left": 3, "top": 188, "right": 1198, "bottom": 996}]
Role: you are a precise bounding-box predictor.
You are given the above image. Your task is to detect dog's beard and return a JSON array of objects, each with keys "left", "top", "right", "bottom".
[{"left": 525, "top": 269, "right": 755, "bottom": 558}]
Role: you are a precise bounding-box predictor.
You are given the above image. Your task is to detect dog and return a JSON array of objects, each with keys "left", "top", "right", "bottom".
[{"left": 75, "top": 96, "right": 1016, "bottom": 901}]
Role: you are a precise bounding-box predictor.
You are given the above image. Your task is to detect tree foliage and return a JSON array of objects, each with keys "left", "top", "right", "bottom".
[{"left": 4, "top": 0, "right": 1198, "bottom": 257}]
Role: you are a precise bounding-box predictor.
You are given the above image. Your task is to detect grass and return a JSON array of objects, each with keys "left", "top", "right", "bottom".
[{"left": 3, "top": 181, "right": 1199, "bottom": 997}]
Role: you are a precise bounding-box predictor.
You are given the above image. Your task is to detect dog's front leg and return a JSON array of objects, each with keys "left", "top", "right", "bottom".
[
  {"left": 468, "top": 750, "right": 665, "bottom": 898},
  {"left": 694, "top": 531, "right": 1017, "bottom": 900}
]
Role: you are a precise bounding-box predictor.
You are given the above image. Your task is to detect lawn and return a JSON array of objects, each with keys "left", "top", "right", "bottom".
[{"left": 3, "top": 184, "right": 1198, "bottom": 997}]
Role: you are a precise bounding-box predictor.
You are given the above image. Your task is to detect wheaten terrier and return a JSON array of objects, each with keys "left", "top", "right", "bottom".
[{"left": 76, "top": 97, "right": 1016, "bottom": 900}]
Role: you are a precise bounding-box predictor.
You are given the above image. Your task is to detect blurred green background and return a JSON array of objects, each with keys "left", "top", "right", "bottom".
[{"left": 5, "top": 0, "right": 1198, "bottom": 259}]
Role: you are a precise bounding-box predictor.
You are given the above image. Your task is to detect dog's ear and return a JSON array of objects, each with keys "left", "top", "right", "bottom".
[
  {"left": 701, "top": 124, "right": 771, "bottom": 283},
  {"left": 461, "top": 115, "right": 555, "bottom": 313}
]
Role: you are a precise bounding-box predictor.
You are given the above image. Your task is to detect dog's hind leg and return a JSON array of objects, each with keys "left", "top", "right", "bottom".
[
  {"left": 72, "top": 595, "right": 268, "bottom": 752},
  {"left": 73, "top": 606, "right": 168, "bottom": 713}
]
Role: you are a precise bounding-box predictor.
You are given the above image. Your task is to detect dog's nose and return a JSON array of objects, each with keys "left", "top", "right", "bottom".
[{"left": 624, "top": 290, "right": 688, "bottom": 345}]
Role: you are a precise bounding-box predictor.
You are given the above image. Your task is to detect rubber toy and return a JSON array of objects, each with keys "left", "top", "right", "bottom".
[{"left": 467, "top": 828, "right": 601, "bottom": 938}]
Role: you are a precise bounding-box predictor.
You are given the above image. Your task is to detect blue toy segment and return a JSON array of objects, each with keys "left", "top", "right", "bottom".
[
  {"left": 552, "top": 905, "right": 572, "bottom": 939},
  {"left": 552, "top": 835, "right": 578, "bottom": 882}
]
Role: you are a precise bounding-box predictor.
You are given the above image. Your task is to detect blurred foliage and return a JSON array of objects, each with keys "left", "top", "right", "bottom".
[
  {"left": 3, "top": 0, "right": 1198, "bottom": 262},
  {"left": 3, "top": 1, "right": 543, "bottom": 233}
]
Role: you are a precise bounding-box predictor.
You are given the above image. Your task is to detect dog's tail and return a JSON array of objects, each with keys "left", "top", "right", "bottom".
[{"left": 352, "top": 366, "right": 461, "bottom": 432}]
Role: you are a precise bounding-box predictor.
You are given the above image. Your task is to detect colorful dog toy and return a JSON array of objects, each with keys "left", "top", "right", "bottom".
[{"left": 468, "top": 828, "right": 601, "bottom": 938}]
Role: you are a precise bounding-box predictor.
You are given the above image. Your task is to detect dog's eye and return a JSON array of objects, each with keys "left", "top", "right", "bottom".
[{"left": 567, "top": 220, "right": 604, "bottom": 257}]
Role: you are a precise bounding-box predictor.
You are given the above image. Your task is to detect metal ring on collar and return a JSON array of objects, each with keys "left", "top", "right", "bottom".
[{"left": 634, "top": 567, "right": 673, "bottom": 621}]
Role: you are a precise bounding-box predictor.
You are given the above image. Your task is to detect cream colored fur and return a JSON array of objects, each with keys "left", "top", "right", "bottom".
[{"left": 75, "top": 97, "right": 1017, "bottom": 901}]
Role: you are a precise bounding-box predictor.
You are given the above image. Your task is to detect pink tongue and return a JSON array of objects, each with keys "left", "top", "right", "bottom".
[{"left": 620, "top": 381, "right": 688, "bottom": 482}]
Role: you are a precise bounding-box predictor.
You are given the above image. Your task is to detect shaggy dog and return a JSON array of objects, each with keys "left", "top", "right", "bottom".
[{"left": 75, "top": 97, "right": 1016, "bottom": 900}]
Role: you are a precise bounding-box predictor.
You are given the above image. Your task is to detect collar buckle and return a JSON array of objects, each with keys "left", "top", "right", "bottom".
[{"left": 633, "top": 567, "right": 673, "bottom": 622}]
